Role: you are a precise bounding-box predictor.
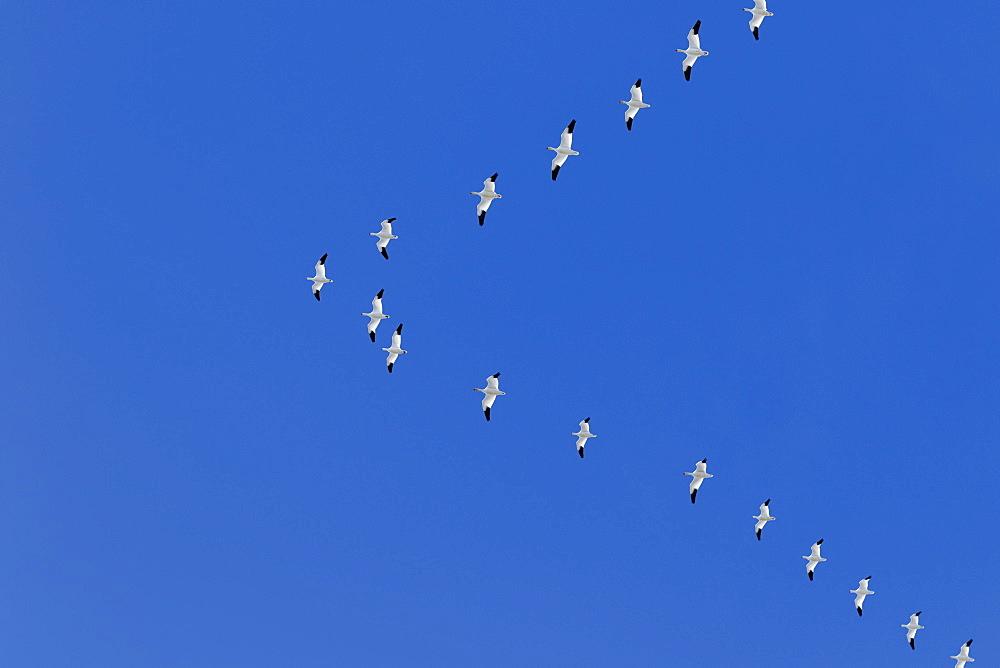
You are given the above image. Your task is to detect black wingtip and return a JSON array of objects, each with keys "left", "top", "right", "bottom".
[
  {"left": 756, "top": 530, "right": 761, "bottom": 541},
  {"left": 692, "top": 19, "right": 701, "bottom": 33},
  {"left": 484, "top": 407, "right": 491, "bottom": 421},
  {"left": 314, "top": 291, "right": 321, "bottom": 301},
  {"left": 690, "top": 489, "right": 697, "bottom": 504},
  {"left": 857, "top": 608, "right": 863, "bottom": 617},
  {"left": 566, "top": 119, "right": 576, "bottom": 132},
  {"left": 915, "top": 611, "right": 922, "bottom": 616},
  {"left": 369, "top": 331, "right": 375, "bottom": 342},
  {"left": 551, "top": 165, "right": 560, "bottom": 181},
  {"left": 386, "top": 217, "right": 396, "bottom": 223},
  {"left": 578, "top": 448, "right": 584, "bottom": 458},
  {"left": 700, "top": 458, "right": 707, "bottom": 463},
  {"left": 395, "top": 324, "right": 402, "bottom": 334},
  {"left": 318, "top": 253, "right": 328, "bottom": 264},
  {"left": 376, "top": 288, "right": 384, "bottom": 298},
  {"left": 626, "top": 117, "right": 633, "bottom": 131},
  {"left": 752, "top": 26, "right": 759, "bottom": 40},
  {"left": 387, "top": 363, "right": 393, "bottom": 373},
  {"left": 909, "top": 639, "right": 915, "bottom": 650},
  {"left": 634, "top": 78, "right": 642, "bottom": 87},
  {"left": 684, "top": 67, "right": 691, "bottom": 81},
  {"left": 816, "top": 539, "right": 824, "bottom": 544},
  {"left": 479, "top": 211, "right": 486, "bottom": 226},
  {"left": 808, "top": 571, "right": 814, "bottom": 581},
  {"left": 489, "top": 172, "right": 498, "bottom": 181},
  {"left": 584, "top": 417, "right": 590, "bottom": 423},
  {"left": 492, "top": 372, "right": 500, "bottom": 378},
  {"left": 380, "top": 247, "right": 389, "bottom": 260},
  {"left": 764, "top": 498, "right": 771, "bottom": 505},
  {"left": 967, "top": 639, "right": 974, "bottom": 646}
]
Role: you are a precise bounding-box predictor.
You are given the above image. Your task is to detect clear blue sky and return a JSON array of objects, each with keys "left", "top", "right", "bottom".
[{"left": 3, "top": 1, "right": 999, "bottom": 665}]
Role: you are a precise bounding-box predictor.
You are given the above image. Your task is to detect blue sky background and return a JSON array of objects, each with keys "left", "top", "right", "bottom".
[{"left": 3, "top": 1, "right": 999, "bottom": 665}]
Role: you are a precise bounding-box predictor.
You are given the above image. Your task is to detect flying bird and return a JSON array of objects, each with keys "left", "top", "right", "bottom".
[
  {"left": 676, "top": 20, "right": 709, "bottom": 81},
  {"left": 381, "top": 324, "right": 406, "bottom": 373},
  {"left": 950, "top": 639, "right": 974, "bottom": 667},
  {"left": 743, "top": 0, "right": 773, "bottom": 40},
  {"left": 683, "top": 459, "right": 713, "bottom": 503},
  {"left": 850, "top": 577, "right": 874, "bottom": 616},
  {"left": 802, "top": 539, "right": 826, "bottom": 580},
  {"left": 370, "top": 218, "right": 398, "bottom": 259},
  {"left": 471, "top": 173, "right": 502, "bottom": 226},
  {"left": 361, "top": 289, "right": 389, "bottom": 342},
  {"left": 753, "top": 499, "right": 775, "bottom": 540},
  {"left": 901, "top": 612, "right": 924, "bottom": 650},
  {"left": 619, "top": 79, "right": 651, "bottom": 131},
  {"left": 307, "top": 253, "right": 332, "bottom": 301},
  {"left": 572, "top": 418, "right": 596, "bottom": 458},
  {"left": 547, "top": 120, "right": 579, "bottom": 181},
  {"left": 473, "top": 373, "right": 504, "bottom": 421}
]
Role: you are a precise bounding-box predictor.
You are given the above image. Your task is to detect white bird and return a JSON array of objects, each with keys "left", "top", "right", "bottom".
[
  {"left": 572, "top": 418, "right": 596, "bottom": 458},
  {"left": 850, "top": 576, "right": 874, "bottom": 616},
  {"left": 619, "top": 78, "right": 651, "bottom": 131},
  {"left": 369, "top": 218, "right": 398, "bottom": 260},
  {"left": 471, "top": 173, "right": 502, "bottom": 226},
  {"left": 950, "top": 639, "right": 975, "bottom": 667},
  {"left": 753, "top": 499, "right": 775, "bottom": 540},
  {"left": 683, "top": 458, "right": 713, "bottom": 503},
  {"left": 901, "top": 612, "right": 924, "bottom": 650},
  {"left": 546, "top": 120, "right": 579, "bottom": 181},
  {"left": 802, "top": 539, "right": 826, "bottom": 580},
  {"left": 473, "top": 373, "right": 504, "bottom": 421},
  {"left": 381, "top": 323, "right": 406, "bottom": 373},
  {"left": 361, "top": 289, "right": 389, "bottom": 342},
  {"left": 676, "top": 20, "right": 709, "bottom": 81},
  {"left": 743, "top": 0, "right": 773, "bottom": 41},
  {"left": 307, "top": 253, "right": 332, "bottom": 301}
]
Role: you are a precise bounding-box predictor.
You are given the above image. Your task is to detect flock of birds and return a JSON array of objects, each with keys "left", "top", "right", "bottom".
[{"left": 306, "top": 4, "right": 979, "bottom": 664}]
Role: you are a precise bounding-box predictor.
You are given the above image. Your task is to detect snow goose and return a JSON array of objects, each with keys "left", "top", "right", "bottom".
[
  {"left": 743, "top": 0, "right": 773, "bottom": 40},
  {"left": 753, "top": 499, "right": 775, "bottom": 540},
  {"left": 951, "top": 640, "right": 974, "bottom": 667},
  {"left": 572, "top": 418, "right": 596, "bottom": 458},
  {"left": 546, "top": 120, "right": 579, "bottom": 181},
  {"left": 471, "top": 173, "right": 502, "bottom": 226},
  {"left": 620, "top": 79, "right": 651, "bottom": 131},
  {"left": 683, "top": 458, "right": 713, "bottom": 503},
  {"left": 381, "top": 324, "right": 406, "bottom": 373},
  {"left": 676, "top": 20, "right": 709, "bottom": 81},
  {"left": 370, "top": 218, "right": 398, "bottom": 259},
  {"left": 473, "top": 373, "right": 504, "bottom": 421},
  {"left": 850, "top": 577, "right": 874, "bottom": 616},
  {"left": 901, "top": 612, "right": 924, "bottom": 649},
  {"left": 307, "top": 253, "right": 332, "bottom": 301},
  {"left": 802, "top": 539, "right": 826, "bottom": 580},
  {"left": 361, "top": 289, "right": 389, "bottom": 342}
]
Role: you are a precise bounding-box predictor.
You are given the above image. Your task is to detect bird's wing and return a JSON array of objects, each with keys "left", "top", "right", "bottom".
[
  {"left": 811, "top": 543, "right": 823, "bottom": 557},
  {"left": 753, "top": 0, "right": 767, "bottom": 9},
  {"left": 629, "top": 81, "right": 643, "bottom": 103},
  {"left": 695, "top": 460, "right": 708, "bottom": 473},
  {"left": 476, "top": 196, "right": 492, "bottom": 215},
  {"left": 551, "top": 152, "right": 569, "bottom": 171},
  {"left": 482, "top": 393, "right": 497, "bottom": 410},
  {"left": 314, "top": 260, "right": 327, "bottom": 280},
  {"left": 385, "top": 351, "right": 398, "bottom": 365},
  {"left": 392, "top": 329, "right": 401, "bottom": 348},
  {"left": 312, "top": 283, "right": 322, "bottom": 300},
  {"left": 371, "top": 294, "right": 383, "bottom": 313},
  {"left": 481, "top": 177, "right": 496, "bottom": 194},
  {"left": 687, "top": 21, "right": 702, "bottom": 50},
  {"left": 486, "top": 375, "right": 500, "bottom": 391},
  {"left": 576, "top": 435, "right": 588, "bottom": 449},
  {"left": 381, "top": 221, "right": 393, "bottom": 234},
  {"left": 750, "top": 13, "right": 765, "bottom": 29},
  {"left": 559, "top": 120, "right": 576, "bottom": 149},
  {"left": 683, "top": 54, "right": 697, "bottom": 71}
]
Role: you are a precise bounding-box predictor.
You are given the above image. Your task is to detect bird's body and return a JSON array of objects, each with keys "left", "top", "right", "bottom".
[
  {"left": 951, "top": 639, "right": 975, "bottom": 667},
  {"left": 381, "top": 324, "right": 406, "bottom": 372},
  {"left": 901, "top": 612, "right": 924, "bottom": 649},
  {"left": 307, "top": 253, "right": 332, "bottom": 300},
  {"left": 473, "top": 373, "right": 504, "bottom": 421},
  {"left": 471, "top": 173, "right": 502, "bottom": 226},
  {"left": 850, "top": 577, "right": 874, "bottom": 616},
  {"left": 683, "top": 459, "right": 713, "bottom": 503},
  {"left": 753, "top": 499, "right": 775, "bottom": 540},
  {"left": 547, "top": 120, "right": 579, "bottom": 181},
  {"left": 369, "top": 218, "right": 398, "bottom": 259},
  {"left": 361, "top": 289, "right": 389, "bottom": 342},
  {"left": 572, "top": 418, "right": 596, "bottom": 458},
  {"left": 802, "top": 539, "right": 826, "bottom": 580},
  {"left": 676, "top": 20, "right": 709, "bottom": 80},
  {"left": 743, "top": 0, "right": 773, "bottom": 40},
  {"left": 619, "top": 79, "right": 651, "bottom": 131}
]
